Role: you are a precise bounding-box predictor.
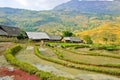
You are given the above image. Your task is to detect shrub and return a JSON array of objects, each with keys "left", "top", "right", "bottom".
[
  {"left": 89, "top": 45, "right": 119, "bottom": 51},
  {"left": 35, "top": 71, "right": 52, "bottom": 80},
  {"left": 104, "top": 45, "right": 118, "bottom": 51},
  {"left": 74, "top": 44, "right": 90, "bottom": 49},
  {"left": 83, "top": 35, "right": 93, "bottom": 44}
]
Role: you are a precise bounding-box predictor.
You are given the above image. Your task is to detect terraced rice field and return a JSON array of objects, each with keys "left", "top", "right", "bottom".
[
  {"left": 0, "top": 42, "right": 40, "bottom": 80},
  {"left": 16, "top": 46, "right": 98, "bottom": 79},
  {"left": 1, "top": 42, "right": 120, "bottom": 80},
  {"left": 69, "top": 47, "right": 120, "bottom": 55},
  {"left": 56, "top": 48, "right": 120, "bottom": 65},
  {"left": 16, "top": 45, "right": 120, "bottom": 79}
]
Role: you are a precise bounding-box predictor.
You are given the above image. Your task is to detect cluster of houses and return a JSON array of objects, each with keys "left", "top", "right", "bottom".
[{"left": 0, "top": 25, "right": 83, "bottom": 43}]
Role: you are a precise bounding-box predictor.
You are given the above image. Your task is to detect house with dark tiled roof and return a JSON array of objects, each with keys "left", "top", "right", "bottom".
[
  {"left": 0, "top": 25, "right": 27, "bottom": 37},
  {"left": 0, "top": 28, "right": 7, "bottom": 36}
]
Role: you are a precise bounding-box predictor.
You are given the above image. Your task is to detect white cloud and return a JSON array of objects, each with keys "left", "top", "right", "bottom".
[
  {"left": 0, "top": 0, "right": 115, "bottom": 10},
  {"left": 0, "top": 0, "right": 70, "bottom": 10},
  {"left": 14, "top": 0, "right": 29, "bottom": 7}
]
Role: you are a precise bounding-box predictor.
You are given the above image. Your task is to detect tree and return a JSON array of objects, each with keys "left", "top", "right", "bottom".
[
  {"left": 83, "top": 35, "right": 93, "bottom": 44},
  {"left": 62, "top": 31, "right": 73, "bottom": 37},
  {"left": 17, "top": 31, "right": 26, "bottom": 40}
]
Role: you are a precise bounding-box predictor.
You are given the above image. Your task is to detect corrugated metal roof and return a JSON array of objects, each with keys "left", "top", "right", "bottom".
[
  {"left": 26, "top": 32, "right": 50, "bottom": 40},
  {"left": 63, "top": 37, "right": 71, "bottom": 40},
  {"left": 63, "top": 37, "right": 81, "bottom": 42},
  {"left": 70, "top": 37, "right": 81, "bottom": 42},
  {"left": 49, "top": 35, "right": 62, "bottom": 40}
]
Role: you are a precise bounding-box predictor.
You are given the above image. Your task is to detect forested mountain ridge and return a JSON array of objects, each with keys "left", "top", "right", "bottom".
[
  {"left": 0, "top": 0, "right": 120, "bottom": 36},
  {"left": 54, "top": 0, "right": 120, "bottom": 14}
]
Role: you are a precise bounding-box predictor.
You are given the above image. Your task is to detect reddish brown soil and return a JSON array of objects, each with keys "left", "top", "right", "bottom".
[{"left": 0, "top": 67, "right": 40, "bottom": 80}]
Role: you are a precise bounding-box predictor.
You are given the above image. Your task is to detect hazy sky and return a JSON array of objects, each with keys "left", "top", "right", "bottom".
[
  {"left": 0, "top": 0, "right": 71, "bottom": 11},
  {"left": 0, "top": 0, "right": 114, "bottom": 11}
]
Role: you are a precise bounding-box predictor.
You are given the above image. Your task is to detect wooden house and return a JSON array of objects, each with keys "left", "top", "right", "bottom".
[
  {"left": 63, "top": 37, "right": 83, "bottom": 43},
  {"left": 49, "top": 35, "right": 62, "bottom": 41},
  {"left": 0, "top": 25, "right": 27, "bottom": 37},
  {"left": 0, "top": 28, "right": 7, "bottom": 36}
]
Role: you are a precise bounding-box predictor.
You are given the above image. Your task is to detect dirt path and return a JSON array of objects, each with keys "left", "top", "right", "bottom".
[
  {"left": 0, "top": 42, "right": 15, "bottom": 80},
  {"left": 0, "top": 42, "right": 14, "bottom": 55},
  {"left": 0, "top": 42, "right": 14, "bottom": 67},
  {"left": 0, "top": 55, "right": 11, "bottom": 67}
]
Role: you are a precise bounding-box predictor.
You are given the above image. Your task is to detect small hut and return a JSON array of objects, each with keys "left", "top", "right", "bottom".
[
  {"left": 63, "top": 37, "right": 83, "bottom": 43},
  {"left": 49, "top": 35, "right": 62, "bottom": 42}
]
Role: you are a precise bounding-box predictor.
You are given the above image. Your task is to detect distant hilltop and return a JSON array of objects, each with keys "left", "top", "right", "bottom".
[
  {"left": 81, "top": 0, "right": 114, "bottom": 1},
  {"left": 53, "top": 0, "right": 120, "bottom": 14}
]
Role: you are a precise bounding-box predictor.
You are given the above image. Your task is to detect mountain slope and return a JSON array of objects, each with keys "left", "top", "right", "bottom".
[
  {"left": 54, "top": 0, "right": 120, "bottom": 14},
  {"left": 0, "top": 0, "right": 120, "bottom": 35},
  {"left": 76, "top": 22, "right": 120, "bottom": 44}
]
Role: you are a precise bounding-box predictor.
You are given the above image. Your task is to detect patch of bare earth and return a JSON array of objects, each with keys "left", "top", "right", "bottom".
[
  {"left": 0, "top": 67, "right": 39, "bottom": 80},
  {"left": 0, "top": 42, "right": 14, "bottom": 55},
  {"left": 0, "top": 42, "right": 14, "bottom": 67}
]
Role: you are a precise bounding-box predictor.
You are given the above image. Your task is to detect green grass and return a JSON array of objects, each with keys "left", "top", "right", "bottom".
[
  {"left": 89, "top": 44, "right": 120, "bottom": 51},
  {"left": 47, "top": 42, "right": 120, "bottom": 51},
  {"left": 47, "top": 42, "right": 85, "bottom": 48}
]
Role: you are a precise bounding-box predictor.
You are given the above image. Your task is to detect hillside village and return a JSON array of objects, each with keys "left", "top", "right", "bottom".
[{"left": 0, "top": 25, "right": 83, "bottom": 43}]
